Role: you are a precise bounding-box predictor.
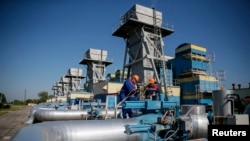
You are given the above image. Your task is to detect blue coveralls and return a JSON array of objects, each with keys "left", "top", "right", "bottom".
[{"left": 119, "top": 79, "right": 136, "bottom": 118}]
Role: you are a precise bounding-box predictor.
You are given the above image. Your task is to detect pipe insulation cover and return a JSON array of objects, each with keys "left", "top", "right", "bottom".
[{"left": 11, "top": 119, "right": 141, "bottom": 141}]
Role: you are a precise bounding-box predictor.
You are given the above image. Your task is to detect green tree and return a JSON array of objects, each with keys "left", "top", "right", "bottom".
[
  {"left": 13, "top": 100, "right": 25, "bottom": 105},
  {"left": 32, "top": 99, "right": 40, "bottom": 104},
  {"left": 38, "top": 91, "right": 49, "bottom": 103},
  {"left": 47, "top": 94, "right": 54, "bottom": 102},
  {"left": 0, "top": 93, "right": 7, "bottom": 104}
]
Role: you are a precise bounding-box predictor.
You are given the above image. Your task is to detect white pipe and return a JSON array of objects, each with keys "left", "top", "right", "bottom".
[
  {"left": 35, "top": 109, "right": 88, "bottom": 121},
  {"left": 11, "top": 119, "right": 140, "bottom": 141},
  {"left": 34, "top": 108, "right": 121, "bottom": 121}
]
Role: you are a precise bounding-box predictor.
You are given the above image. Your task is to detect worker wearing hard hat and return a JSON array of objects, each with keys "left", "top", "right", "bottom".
[
  {"left": 119, "top": 74, "right": 139, "bottom": 118},
  {"left": 145, "top": 77, "right": 160, "bottom": 100}
]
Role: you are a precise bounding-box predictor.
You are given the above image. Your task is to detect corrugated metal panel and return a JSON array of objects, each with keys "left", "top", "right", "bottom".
[
  {"left": 166, "top": 68, "right": 173, "bottom": 84},
  {"left": 178, "top": 75, "right": 218, "bottom": 82},
  {"left": 161, "top": 86, "right": 180, "bottom": 96},
  {"left": 180, "top": 77, "right": 219, "bottom": 94},
  {"left": 132, "top": 4, "right": 162, "bottom": 26},
  {"left": 61, "top": 76, "right": 70, "bottom": 83},
  {"left": 191, "top": 60, "right": 207, "bottom": 70},
  {"left": 175, "top": 43, "right": 206, "bottom": 54},
  {"left": 69, "top": 93, "right": 93, "bottom": 99},
  {"left": 86, "top": 48, "right": 108, "bottom": 61},
  {"left": 107, "top": 82, "right": 123, "bottom": 94},
  {"left": 68, "top": 68, "right": 83, "bottom": 76}
]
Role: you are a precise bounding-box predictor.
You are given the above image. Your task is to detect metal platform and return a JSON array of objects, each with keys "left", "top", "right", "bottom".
[{"left": 112, "top": 18, "right": 174, "bottom": 38}]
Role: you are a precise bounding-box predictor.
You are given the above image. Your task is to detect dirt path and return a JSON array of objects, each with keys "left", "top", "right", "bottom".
[{"left": 0, "top": 106, "right": 31, "bottom": 141}]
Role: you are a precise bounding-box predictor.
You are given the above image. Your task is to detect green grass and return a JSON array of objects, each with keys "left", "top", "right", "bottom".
[{"left": 0, "top": 105, "right": 27, "bottom": 116}]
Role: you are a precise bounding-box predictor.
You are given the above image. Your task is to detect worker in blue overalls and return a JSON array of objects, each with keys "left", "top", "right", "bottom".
[{"left": 119, "top": 74, "right": 139, "bottom": 118}]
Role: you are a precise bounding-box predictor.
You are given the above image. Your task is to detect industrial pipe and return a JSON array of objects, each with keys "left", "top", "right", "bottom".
[{"left": 11, "top": 119, "right": 140, "bottom": 141}]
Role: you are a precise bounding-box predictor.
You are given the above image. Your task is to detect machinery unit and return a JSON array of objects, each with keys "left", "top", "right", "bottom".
[
  {"left": 65, "top": 68, "right": 85, "bottom": 92},
  {"left": 112, "top": 4, "right": 174, "bottom": 94},
  {"left": 16, "top": 94, "right": 210, "bottom": 141},
  {"left": 52, "top": 81, "right": 63, "bottom": 96},
  {"left": 171, "top": 43, "right": 219, "bottom": 104},
  {"left": 79, "top": 48, "right": 113, "bottom": 92},
  {"left": 178, "top": 105, "right": 208, "bottom": 139},
  {"left": 59, "top": 76, "right": 70, "bottom": 96},
  {"left": 212, "top": 89, "right": 249, "bottom": 125}
]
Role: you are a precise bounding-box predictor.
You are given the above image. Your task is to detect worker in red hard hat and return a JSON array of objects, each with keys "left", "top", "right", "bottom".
[
  {"left": 119, "top": 74, "right": 140, "bottom": 118},
  {"left": 145, "top": 77, "right": 160, "bottom": 100}
]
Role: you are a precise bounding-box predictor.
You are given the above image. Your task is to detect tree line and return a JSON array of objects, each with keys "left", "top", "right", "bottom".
[{"left": 0, "top": 91, "right": 54, "bottom": 108}]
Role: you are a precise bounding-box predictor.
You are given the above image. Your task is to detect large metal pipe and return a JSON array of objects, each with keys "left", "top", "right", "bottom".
[
  {"left": 11, "top": 119, "right": 140, "bottom": 141},
  {"left": 179, "top": 105, "right": 209, "bottom": 139},
  {"left": 34, "top": 108, "right": 121, "bottom": 121},
  {"left": 180, "top": 104, "right": 206, "bottom": 115},
  {"left": 212, "top": 90, "right": 234, "bottom": 117},
  {"left": 25, "top": 106, "right": 55, "bottom": 124},
  {"left": 35, "top": 109, "right": 89, "bottom": 121}
]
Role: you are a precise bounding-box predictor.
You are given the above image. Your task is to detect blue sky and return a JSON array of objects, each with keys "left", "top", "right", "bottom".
[{"left": 0, "top": 0, "right": 249, "bottom": 102}]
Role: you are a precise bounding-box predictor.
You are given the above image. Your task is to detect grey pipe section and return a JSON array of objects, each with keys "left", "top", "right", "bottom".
[
  {"left": 25, "top": 107, "right": 55, "bottom": 124},
  {"left": 226, "top": 98, "right": 234, "bottom": 115},
  {"left": 179, "top": 105, "right": 209, "bottom": 139},
  {"left": 35, "top": 109, "right": 89, "bottom": 121},
  {"left": 212, "top": 90, "right": 234, "bottom": 116},
  {"left": 11, "top": 119, "right": 140, "bottom": 141},
  {"left": 35, "top": 109, "right": 121, "bottom": 121}
]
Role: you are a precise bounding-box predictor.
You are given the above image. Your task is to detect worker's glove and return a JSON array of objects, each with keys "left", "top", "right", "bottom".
[
  {"left": 152, "top": 92, "right": 156, "bottom": 96},
  {"left": 135, "top": 88, "right": 140, "bottom": 93}
]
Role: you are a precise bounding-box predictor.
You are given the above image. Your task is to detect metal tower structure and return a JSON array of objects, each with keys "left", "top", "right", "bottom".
[
  {"left": 206, "top": 52, "right": 215, "bottom": 76},
  {"left": 65, "top": 68, "right": 85, "bottom": 92},
  {"left": 79, "top": 48, "right": 113, "bottom": 92},
  {"left": 51, "top": 84, "right": 59, "bottom": 97},
  {"left": 112, "top": 4, "right": 174, "bottom": 93},
  {"left": 54, "top": 81, "right": 63, "bottom": 96},
  {"left": 59, "top": 76, "right": 70, "bottom": 96}
]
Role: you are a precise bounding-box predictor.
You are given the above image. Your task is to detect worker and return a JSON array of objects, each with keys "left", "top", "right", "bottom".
[
  {"left": 119, "top": 74, "right": 139, "bottom": 118},
  {"left": 145, "top": 77, "right": 160, "bottom": 100}
]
